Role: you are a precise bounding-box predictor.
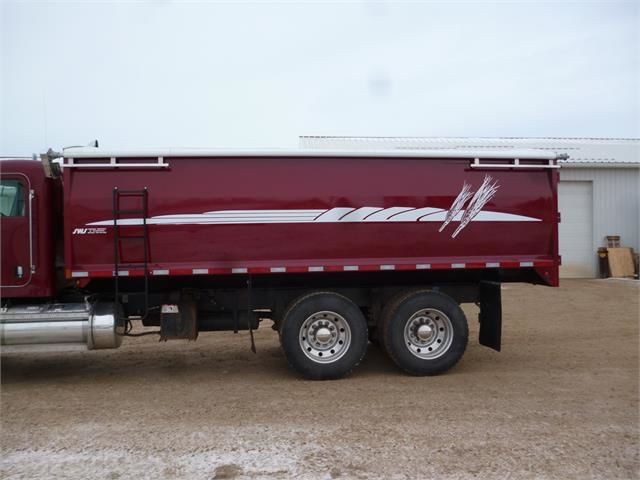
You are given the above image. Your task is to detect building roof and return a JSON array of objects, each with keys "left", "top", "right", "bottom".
[{"left": 299, "top": 136, "right": 640, "bottom": 167}]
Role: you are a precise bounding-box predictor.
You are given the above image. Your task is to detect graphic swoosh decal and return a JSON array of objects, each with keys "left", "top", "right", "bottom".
[{"left": 87, "top": 206, "right": 540, "bottom": 227}]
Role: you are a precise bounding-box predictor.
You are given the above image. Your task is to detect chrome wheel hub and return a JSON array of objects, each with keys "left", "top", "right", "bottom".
[
  {"left": 403, "top": 308, "right": 453, "bottom": 360},
  {"left": 315, "top": 327, "right": 332, "bottom": 344},
  {"left": 417, "top": 324, "right": 434, "bottom": 341},
  {"left": 299, "top": 311, "right": 351, "bottom": 364}
]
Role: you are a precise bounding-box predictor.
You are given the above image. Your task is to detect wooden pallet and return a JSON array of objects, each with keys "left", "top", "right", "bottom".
[{"left": 607, "top": 247, "right": 635, "bottom": 278}]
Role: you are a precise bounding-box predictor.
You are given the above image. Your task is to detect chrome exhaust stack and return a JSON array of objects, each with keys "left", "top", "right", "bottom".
[{"left": 0, "top": 302, "right": 123, "bottom": 353}]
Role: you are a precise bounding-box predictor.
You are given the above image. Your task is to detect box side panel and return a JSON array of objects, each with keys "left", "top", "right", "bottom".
[{"left": 63, "top": 156, "right": 559, "bottom": 282}]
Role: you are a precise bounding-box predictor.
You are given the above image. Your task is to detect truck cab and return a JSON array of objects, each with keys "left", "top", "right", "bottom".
[{"left": 1, "top": 159, "right": 58, "bottom": 299}]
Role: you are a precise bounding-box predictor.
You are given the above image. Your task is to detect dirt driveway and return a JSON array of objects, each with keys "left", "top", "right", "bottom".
[{"left": 1, "top": 279, "right": 638, "bottom": 479}]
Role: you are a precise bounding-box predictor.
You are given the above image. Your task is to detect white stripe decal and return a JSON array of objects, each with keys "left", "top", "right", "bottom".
[
  {"left": 380, "top": 265, "right": 395, "bottom": 270},
  {"left": 520, "top": 261, "right": 534, "bottom": 267},
  {"left": 315, "top": 208, "right": 355, "bottom": 222},
  {"left": 87, "top": 207, "right": 541, "bottom": 227},
  {"left": 339, "top": 207, "right": 384, "bottom": 222},
  {"left": 202, "top": 209, "right": 325, "bottom": 216},
  {"left": 153, "top": 269, "right": 170, "bottom": 275},
  {"left": 416, "top": 264, "right": 431, "bottom": 269},
  {"left": 87, "top": 206, "right": 540, "bottom": 227},
  {"left": 363, "top": 207, "right": 414, "bottom": 222},
  {"left": 232, "top": 268, "right": 248, "bottom": 274},
  {"left": 71, "top": 271, "right": 88, "bottom": 278},
  {"left": 192, "top": 268, "right": 209, "bottom": 274},
  {"left": 270, "top": 267, "right": 286, "bottom": 273},
  {"left": 387, "top": 207, "right": 443, "bottom": 222},
  {"left": 417, "top": 209, "right": 448, "bottom": 221},
  {"left": 451, "top": 263, "right": 466, "bottom": 269},
  {"left": 84, "top": 170, "right": 530, "bottom": 241},
  {"left": 485, "top": 262, "right": 500, "bottom": 268},
  {"left": 343, "top": 265, "right": 359, "bottom": 271},
  {"left": 308, "top": 266, "right": 324, "bottom": 272}
]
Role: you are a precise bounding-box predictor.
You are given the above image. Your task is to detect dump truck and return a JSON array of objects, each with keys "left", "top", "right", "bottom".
[{"left": 0, "top": 145, "right": 562, "bottom": 379}]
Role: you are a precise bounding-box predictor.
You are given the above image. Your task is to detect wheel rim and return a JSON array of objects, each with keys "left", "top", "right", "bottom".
[
  {"left": 403, "top": 308, "right": 453, "bottom": 360},
  {"left": 299, "top": 311, "right": 351, "bottom": 364}
]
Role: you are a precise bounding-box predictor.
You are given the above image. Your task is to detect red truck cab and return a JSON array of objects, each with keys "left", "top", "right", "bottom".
[{"left": 1, "top": 159, "right": 58, "bottom": 299}]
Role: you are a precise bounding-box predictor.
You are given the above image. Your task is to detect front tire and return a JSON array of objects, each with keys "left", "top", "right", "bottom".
[
  {"left": 381, "top": 290, "right": 468, "bottom": 376},
  {"left": 280, "top": 292, "right": 368, "bottom": 380}
]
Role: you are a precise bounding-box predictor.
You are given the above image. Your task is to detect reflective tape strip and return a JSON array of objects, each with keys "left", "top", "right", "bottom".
[
  {"left": 248, "top": 267, "right": 269, "bottom": 274},
  {"left": 209, "top": 268, "right": 231, "bottom": 275},
  {"left": 500, "top": 261, "right": 520, "bottom": 268},
  {"left": 285, "top": 266, "right": 308, "bottom": 273},
  {"left": 170, "top": 268, "right": 192, "bottom": 276},
  {"left": 91, "top": 271, "right": 114, "bottom": 278},
  {"left": 72, "top": 259, "right": 555, "bottom": 278}
]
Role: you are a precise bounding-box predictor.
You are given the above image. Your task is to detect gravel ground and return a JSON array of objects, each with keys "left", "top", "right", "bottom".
[{"left": 1, "top": 279, "right": 638, "bottom": 480}]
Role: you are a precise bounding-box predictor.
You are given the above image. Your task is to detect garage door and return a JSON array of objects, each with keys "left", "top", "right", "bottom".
[{"left": 558, "top": 181, "right": 595, "bottom": 278}]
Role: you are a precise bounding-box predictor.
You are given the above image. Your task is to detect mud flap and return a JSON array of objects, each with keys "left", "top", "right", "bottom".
[
  {"left": 479, "top": 281, "right": 501, "bottom": 352},
  {"left": 160, "top": 301, "right": 198, "bottom": 340}
]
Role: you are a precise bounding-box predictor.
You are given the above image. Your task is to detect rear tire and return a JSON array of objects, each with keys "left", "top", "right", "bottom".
[
  {"left": 381, "top": 290, "right": 468, "bottom": 376},
  {"left": 280, "top": 292, "right": 368, "bottom": 380}
]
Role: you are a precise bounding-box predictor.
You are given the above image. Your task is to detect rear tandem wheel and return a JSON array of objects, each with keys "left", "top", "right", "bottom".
[
  {"left": 379, "top": 290, "right": 468, "bottom": 376},
  {"left": 279, "top": 291, "right": 368, "bottom": 380}
]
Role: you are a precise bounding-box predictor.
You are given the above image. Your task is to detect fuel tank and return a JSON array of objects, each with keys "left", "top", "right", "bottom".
[{"left": 0, "top": 302, "right": 123, "bottom": 352}]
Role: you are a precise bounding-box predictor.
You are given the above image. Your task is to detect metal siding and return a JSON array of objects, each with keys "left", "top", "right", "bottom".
[{"left": 559, "top": 168, "right": 640, "bottom": 277}]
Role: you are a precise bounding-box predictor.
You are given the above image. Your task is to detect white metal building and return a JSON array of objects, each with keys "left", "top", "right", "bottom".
[{"left": 299, "top": 136, "right": 640, "bottom": 278}]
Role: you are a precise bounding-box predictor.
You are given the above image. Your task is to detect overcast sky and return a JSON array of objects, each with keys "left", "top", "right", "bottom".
[{"left": 1, "top": 1, "right": 638, "bottom": 156}]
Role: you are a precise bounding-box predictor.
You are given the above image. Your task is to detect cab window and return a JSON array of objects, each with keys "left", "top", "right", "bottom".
[{"left": 0, "top": 180, "right": 25, "bottom": 217}]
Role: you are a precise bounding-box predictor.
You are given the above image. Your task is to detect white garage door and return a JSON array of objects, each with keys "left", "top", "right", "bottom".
[{"left": 559, "top": 181, "right": 595, "bottom": 278}]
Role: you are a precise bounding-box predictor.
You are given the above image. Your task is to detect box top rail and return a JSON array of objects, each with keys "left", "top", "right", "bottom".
[{"left": 61, "top": 146, "right": 562, "bottom": 161}]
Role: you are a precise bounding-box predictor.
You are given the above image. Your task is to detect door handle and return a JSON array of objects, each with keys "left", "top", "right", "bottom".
[{"left": 15, "top": 265, "right": 23, "bottom": 279}]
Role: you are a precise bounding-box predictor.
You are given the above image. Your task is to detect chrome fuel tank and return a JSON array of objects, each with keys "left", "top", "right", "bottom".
[{"left": 0, "top": 302, "right": 123, "bottom": 352}]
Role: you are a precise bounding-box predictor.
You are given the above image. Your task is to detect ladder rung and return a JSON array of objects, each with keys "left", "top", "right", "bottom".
[
  {"left": 116, "top": 209, "right": 146, "bottom": 215},
  {"left": 117, "top": 190, "right": 148, "bottom": 196}
]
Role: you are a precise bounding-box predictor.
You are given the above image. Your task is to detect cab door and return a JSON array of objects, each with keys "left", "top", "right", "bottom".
[{"left": 0, "top": 174, "right": 32, "bottom": 287}]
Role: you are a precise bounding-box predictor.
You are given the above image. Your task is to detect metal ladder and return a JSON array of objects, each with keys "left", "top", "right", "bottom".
[{"left": 112, "top": 187, "right": 150, "bottom": 322}]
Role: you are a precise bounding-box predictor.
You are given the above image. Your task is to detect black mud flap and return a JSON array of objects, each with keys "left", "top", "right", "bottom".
[
  {"left": 479, "top": 281, "right": 502, "bottom": 352},
  {"left": 160, "top": 301, "right": 198, "bottom": 341}
]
